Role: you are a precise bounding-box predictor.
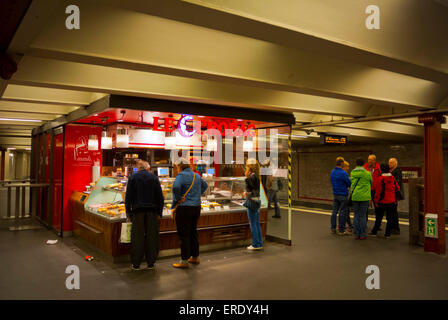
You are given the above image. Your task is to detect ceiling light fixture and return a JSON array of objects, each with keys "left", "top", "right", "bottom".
[
  {"left": 0, "top": 118, "right": 42, "bottom": 122},
  {"left": 116, "top": 128, "right": 129, "bottom": 148}
]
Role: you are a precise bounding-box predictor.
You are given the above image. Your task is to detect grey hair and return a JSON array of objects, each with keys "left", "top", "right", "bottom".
[
  {"left": 137, "top": 160, "right": 150, "bottom": 170},
  {"left": 389, "top": 158, "right": 398, "bottom": 166}
]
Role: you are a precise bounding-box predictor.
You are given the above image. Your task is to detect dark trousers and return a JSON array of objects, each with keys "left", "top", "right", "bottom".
[
  {"left": 391, "top": 203, "right": 400, "bottom": 231},
  {"left": 175, "top": 206, "right": 201, "bottom": 260},
  {"left": 131, "top": 209, "right": 160, "bottom": 267},
  {"left": 371, "top": 203, "right": 394, "bottom": 237}
]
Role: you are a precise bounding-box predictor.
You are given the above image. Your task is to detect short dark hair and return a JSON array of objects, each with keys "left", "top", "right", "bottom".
[
  {"left": 356, "top": 158, "right": 365, "bottom": 166},
  {"left": 380, "top": 163, "right": 389, "bottom": 174}
]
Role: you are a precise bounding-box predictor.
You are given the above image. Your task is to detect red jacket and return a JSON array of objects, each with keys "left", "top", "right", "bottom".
[
  {"left": 373, "top": 174, "right": 400, "bottom": 204},
  {"left": 364, "top": 162, "right": 381, "bottom": 189}
]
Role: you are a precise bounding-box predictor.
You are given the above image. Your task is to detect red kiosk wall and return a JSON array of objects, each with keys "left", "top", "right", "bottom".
[
  {"left": 52, "top": 133, "right": 64, "bottom": 232},
  {"left": 62, "top": 124, "right": 102, "bottom": 232},
  {"left": 37, "top": 134, "right": 45, "bottom": 220}
]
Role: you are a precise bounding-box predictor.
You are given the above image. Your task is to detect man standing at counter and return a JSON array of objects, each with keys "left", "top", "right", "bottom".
[{"left": 125, "top": 160, "right": 164, "bottom": 270}]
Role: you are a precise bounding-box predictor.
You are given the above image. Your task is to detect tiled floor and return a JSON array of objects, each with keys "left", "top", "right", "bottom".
[{"left": 0, "top": 209, "right": 447, "bottom": 300}]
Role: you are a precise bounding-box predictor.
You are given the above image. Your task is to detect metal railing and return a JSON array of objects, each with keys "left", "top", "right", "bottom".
[{"left": 0, "top": 181, "right": 49, "bottom": 219}]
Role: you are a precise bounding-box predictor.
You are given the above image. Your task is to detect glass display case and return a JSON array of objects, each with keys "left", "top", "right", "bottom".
[{"left": 84, "top": 176, "right": 268, "bottom": 221}]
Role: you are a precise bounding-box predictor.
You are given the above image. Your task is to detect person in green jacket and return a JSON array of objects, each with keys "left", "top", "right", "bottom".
[{"left": 350, "top": 158, "right": 373, "bottom": 239}]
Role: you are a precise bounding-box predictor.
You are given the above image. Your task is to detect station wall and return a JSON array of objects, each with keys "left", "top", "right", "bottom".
[{"left": 292, "top": 142, "right": 448, "bottom": 216}]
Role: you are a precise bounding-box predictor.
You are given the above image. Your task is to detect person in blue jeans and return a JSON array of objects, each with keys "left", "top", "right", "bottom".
[
  {"left": 244, "top": 158, "right": 263, "bottom": 250},
  {"left": 330, "top": 157, "right": 351, "bottom": 235},
  {"left": 350, "top": 158, "right": 373, "bottom": 239}
]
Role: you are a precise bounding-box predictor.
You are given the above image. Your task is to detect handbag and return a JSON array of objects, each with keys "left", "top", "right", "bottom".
[
  {"left": 243, "top": 174, "right": 262, "bottom": 211},
  {"left": 347, "top": 178, "right": 360, "bottom": 207},
  {"left": 243, "top": 198, "right": 261, "bottom": 211},
  {"left": 120, "top": 222, "right": 132, "bottom": 243},
  {"left": 170, "top": 172, "right": 196, "bottom": 220}
]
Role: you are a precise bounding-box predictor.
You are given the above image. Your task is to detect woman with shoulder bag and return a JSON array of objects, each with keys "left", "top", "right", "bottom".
[
  {"left": 171, "top": 158, "right": 208, "bottom": 268},
  {"left": 244, "top": 158, "right": 263, "bottom": 251}
]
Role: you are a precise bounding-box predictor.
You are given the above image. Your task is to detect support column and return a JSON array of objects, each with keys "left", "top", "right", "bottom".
[
  {"left": 0, "top": 148, "right": 5, "bottom": 180},
  {"left": 418, "top": 114, "right": 446, "bottom": 254}
]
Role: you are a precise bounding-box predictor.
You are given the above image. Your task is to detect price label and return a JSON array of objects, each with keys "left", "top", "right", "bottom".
[
  {"left": 203, "top": 207, "right": 210, "bottom": 212},
  {"left": 215, "top": 206, "right": 222, "bottom": 211},
  {"left": 223, "top": 205, "right": 230, "bottom": 210},
  {"left": 207, "top": 195, "right": 215, "bottom": 199}
]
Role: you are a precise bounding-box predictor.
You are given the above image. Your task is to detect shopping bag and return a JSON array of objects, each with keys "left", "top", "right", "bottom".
[{"left": 120, "top": 222, "right": 132, "bottom": 243}]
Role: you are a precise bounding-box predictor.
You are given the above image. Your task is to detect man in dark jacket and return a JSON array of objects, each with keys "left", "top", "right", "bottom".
[
  {"left": 389, "top": 158, "right": 404, "bottom": 234},
  {"left": 125, "top": 160, "right": 164, "bottom": 270},
  {"left": 330, "top": 157, "right": 351, "bottom": 235}
]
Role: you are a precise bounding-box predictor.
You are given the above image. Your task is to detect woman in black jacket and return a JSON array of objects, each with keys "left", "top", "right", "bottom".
[{"left": 244, "top": 158, "right": 263, "bottom": 250}]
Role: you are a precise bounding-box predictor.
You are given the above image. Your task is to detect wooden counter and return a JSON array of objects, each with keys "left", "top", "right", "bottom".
[{"left": 70, "top": 191, "right": 267, "bottom": 259}]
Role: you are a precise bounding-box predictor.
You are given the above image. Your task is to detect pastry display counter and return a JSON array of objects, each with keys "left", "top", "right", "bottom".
[{"left": 70, "top": 176, "right": 268, "bottom": 260}]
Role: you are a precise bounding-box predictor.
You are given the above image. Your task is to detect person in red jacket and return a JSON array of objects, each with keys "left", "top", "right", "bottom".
[
  {"left": 364, "top": 154, "right": 381, "bottom": 225},
  {"left": 369, "top": 163, "right": 400, "bottom": 238}
]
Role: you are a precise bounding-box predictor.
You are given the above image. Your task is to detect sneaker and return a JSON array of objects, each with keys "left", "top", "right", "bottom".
[
  {"left": 272, "top": 215, "right": 281, "bottom": 219},
  {"left": 247, "top": 245, "right": 263, "bottom": 251},
  {"left": 391, "top": 229, "right": 400, "bottom": 235},
  {"left": 337, "top": 230, "right": 350, "bottom": 236},
  {"left": 131, "top": 265, "right": 144, "bottom": 271},
  {"left": 359, "top": 236, "right": 367, "bottom": 240},
  {"left": 354, "top": 236, "right": 360, "bottom": 240},
  {"left": 368, "top": 231, "right": 377, "bottom": 236},
  {"left": 331, "top": 229, "right": 336, "bottom": 234},
  {"left": 384, "top": 235, "right": 391, "bottom": 239},
  {"left": 172, "top": 261, "right": 189, "bottom": 268},
  {"left": 188, "top": 257, "right": 200, "bottom": 265},
  {"left": 147, "top": 264, "right": 155, "bottom": 270}
]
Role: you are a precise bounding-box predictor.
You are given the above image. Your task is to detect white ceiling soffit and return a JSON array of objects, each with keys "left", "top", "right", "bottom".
[
  {"left": 0, "top": 100, "right": 79, "bottom": 115},
  {"left": 11, "top": 56, "right": 380, "bottom": 117},
  {"left": 2, "top": 84, "right": 103, "bottom": 105},
  {"left": 177, "top": 0, "right": 448, "bottom": 84},
  {"left": 10, "top": 1, "right": 447, "bottom": 110}
]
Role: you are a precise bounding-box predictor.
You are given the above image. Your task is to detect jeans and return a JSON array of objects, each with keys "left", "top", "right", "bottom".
[
  {"left": 268, "top": 190, "right": 281, "bottom": 217},
  {"left": 331, "top": 195, "right": 348, "bottom": 232},
  {"left": 371, "top": 203, "right": 394, "bottom": 237},
  {"left": 352, "top": 201, "right": 369, "bottom": 237},
  {"left": 175, "top": 206, "right": 201, "bottom": 261},
  {"left": 131, "top": 209, "right": 160, "bottom": 268},
  {"left": 247, "top": 208, "right": 263, "bottom": 248}
]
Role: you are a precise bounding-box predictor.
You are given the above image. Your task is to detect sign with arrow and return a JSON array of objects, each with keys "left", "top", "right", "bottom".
[{"left": 424, "top": 214, "right": 438, "bottom": 239}]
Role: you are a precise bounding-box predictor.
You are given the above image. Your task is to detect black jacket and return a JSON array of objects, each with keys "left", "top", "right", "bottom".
[
  {"left": 391, "top": 167, "right": 404, "bottom": 200},
  {"left": 125, "top": 170, "right": 164, "bottom": 216},
  {"left": 245, "top": 173, "right": 260, "bottom": 200}
]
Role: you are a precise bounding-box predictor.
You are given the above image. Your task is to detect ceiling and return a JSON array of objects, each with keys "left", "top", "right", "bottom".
[{"left": 0, "top": 0, "right": 447, "bottom": 150}]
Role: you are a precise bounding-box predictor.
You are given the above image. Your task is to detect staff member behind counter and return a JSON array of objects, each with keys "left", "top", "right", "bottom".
[{"left": 125, "top": 160, "right": 164, "bottom": 271}]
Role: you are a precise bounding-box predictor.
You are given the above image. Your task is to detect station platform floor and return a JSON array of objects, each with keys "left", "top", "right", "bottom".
[{"left": 1, "top": 207, "right": 447, "bottom": 300}]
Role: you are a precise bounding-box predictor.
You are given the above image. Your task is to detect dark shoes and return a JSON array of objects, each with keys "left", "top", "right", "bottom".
[
  {"left": 391, "top": 229, "right": 400, "bottom": 235},
  {"left": 272, "top": 215, "right": 281, "bottom": 219}
]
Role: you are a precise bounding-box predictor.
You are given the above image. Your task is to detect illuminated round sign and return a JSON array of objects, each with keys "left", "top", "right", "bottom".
[{"left": 178, "top": 115, "right": 196, "bottom": 137}]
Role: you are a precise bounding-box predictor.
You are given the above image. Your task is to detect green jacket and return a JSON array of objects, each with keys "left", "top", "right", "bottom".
[{"left": 350, "top": 167, "right": 372, "bottom": 201}]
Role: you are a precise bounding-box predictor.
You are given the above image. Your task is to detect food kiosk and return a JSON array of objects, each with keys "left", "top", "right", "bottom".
[{"left": 31, "top": 95, "right": 294, "bottom": 261}]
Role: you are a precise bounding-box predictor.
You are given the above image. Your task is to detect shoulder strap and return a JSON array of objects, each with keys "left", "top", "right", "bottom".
[
  {"left": 182, "top": 172, "right": 196, "bottom": 200},
  {"left": 349, "top": 178, "right": 360, "bottom": 197},
  {"left": 173, "top": 172, "right": 196, "bottom": 210}
]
